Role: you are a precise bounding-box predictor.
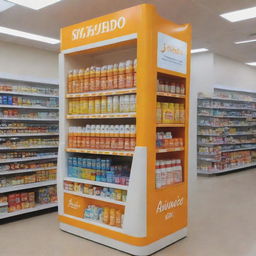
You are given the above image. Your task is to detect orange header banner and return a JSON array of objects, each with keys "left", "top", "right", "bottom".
[{"left": 61, "top": 5, "right": 143, "bottom": 51}]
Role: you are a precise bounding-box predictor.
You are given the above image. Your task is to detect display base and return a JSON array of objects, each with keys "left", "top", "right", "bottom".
[{"left": 60, "top": 223, "right": 187, "bottom": 256}]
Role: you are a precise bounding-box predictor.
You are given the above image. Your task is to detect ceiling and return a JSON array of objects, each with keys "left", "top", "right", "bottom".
[{"left": 0, "top": 0, "right": 256, "bottom": 64}]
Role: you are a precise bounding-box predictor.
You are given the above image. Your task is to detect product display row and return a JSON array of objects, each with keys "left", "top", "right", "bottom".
[
  {"left": 68, "top": 95, "right": 136, "bottom": 115},
  {"left": 64, "top": 181, "right": 127, "bottom": 202},
  {"left": 198, "top": 136, "right": 256, "bottom": 145},
  {"left": 68, "top": 59, "right": 136, "bottom": 93},
  {"left": 0, "top": 109, "right": 58, "bottom": 119},
  {"left": 0, "top": 84, "right": 58, "bottom": 96},
  {"left": 198, "top": 99, "right": 256, "bottom": 109},
  {"left": 157, "top": 79, "right": 185, "bottom": 95},
  {"left": 0, "top": 169, "right": 56, "bottom": 187},
  {"left": 0, "top": 151, "right": 57, "bottom": 160},
  {"left": 156, "top": 132, "right": 183, "bottom": 149},
  {"left": 198, "top": 108, "right": 255, "bottom": 118},
  {"left": 68, "top": 157, "right": 130, "bottom": 185},
  {"left": 213, "top": 90, "right": 256, "bottom": 102},
  {"left": 157, "top": 102, "right": 185, "bottom": 124},
  {"left": 198, "top": 127, "right": 256, "bottom": 136},
  {"left": 0, "top": 185, "right": 57, "bottom": 214},
  {"left": 155, "top": 159, "right": 183, "bottom": 189}
]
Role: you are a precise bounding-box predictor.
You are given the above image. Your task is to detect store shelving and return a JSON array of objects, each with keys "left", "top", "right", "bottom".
[
  {"left": 197, "top": 88, "right": 256, "bottom": 175},
  {"left": 57, "top": 4, "right": 191, "bottom": 255},
  {"left": 0, "top": 75, "right": 59, "bottom": 219}
]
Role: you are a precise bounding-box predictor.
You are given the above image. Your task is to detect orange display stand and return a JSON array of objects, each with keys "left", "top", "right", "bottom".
[{"left": 57, "top": 4, "right": 191, "bottom": 255}]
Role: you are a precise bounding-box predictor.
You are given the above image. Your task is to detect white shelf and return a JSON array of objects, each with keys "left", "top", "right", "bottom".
[
  {"left": 198, "top": 133, "right": 256, "bottom": 137},
  {"left": 0, "top": 166, "right": 57, "bottom": 176},
  {"left": 64, "top": 177, "right": 128, "bottom": 190},
  {"left": 198, "top": 97, "right": 256, "bottom": 103},
  {"left": 198, "top": 106, "right": 256, "bottom": 111},
  {"left": 64, "top": 190, "right": 126, "bottom": 206},
  {"left": 0, "top": 155, "right": 57, "bottom": 164},
  {"left": 66, "top": 88, "right": 136, "bottom": 98},
  {"left": 198, "top": 124, "right": 256, "bottom": 127},
  {"left": 63, "top": 214, "right": 123, "bottom": 232},
  {"left": 0, "top": 202, "right": 8, "bottom": 207},
  {"left": 0, "top": 105, "right": 58, "bottom": 110},
  {"left": 0, "top": 180, "right": 57, "bottom": 193},
  {"left": 198, "top": 114, "right": 249, "bottom": 119},
  {"left": 0, "top": 202, "right": 57, "bottom": 219},
  {"left": 197, "top": 162, "right": 256, "bottom": 175},
  {"left": 0, "top": 117, "right": 59, "bottom": 122},
  {"left": 66, "top": 148, "right": 133, "bottom": 156},
  {"left": 221, "top": 147, "right": 256, "bottom": 153},
  {"left": 0, "top": 127, "right": 27, "bottom": 130},
  {"left": 67, "top": 112, "right": 136, "bottom": 119},
  {"left": 156, "top": 147, "right": 184, "bottom": 153},
  {"left": 197, "top": 157, "right": 221, "bottom": 162},
  {"left": 0, "top": 145, "right": 58, "bottom": 150},
  {"left": 0, "top": 133, "right": 59, "bottom": 138},
  {"left": 0, "top": 91, "right": 58, "bottom": 98},
  {"left": 198, "top": 142, "right": 256, "bottom": 146}
]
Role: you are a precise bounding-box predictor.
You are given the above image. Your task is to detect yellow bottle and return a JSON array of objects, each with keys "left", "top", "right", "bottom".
[
  {"left": 168, "top": 103, "right": 175, "bottom": 124},
  {"left": 101, "top": 96, "right": 107, "bottom": 114},
  {"left": 174, "top": 103, "right": 180, "bottom": 123},
  {"left": 179, "top": 104, "right": 185, "bottom": 123},
  {"left": 88, "top": 97, "right": 95, "bottom": 114},
  {"left": 161, "top": 103, "right": 169, "bottom": 124},
  {"left": 95, "top": 97, "right": 101, "bottom": 114},
  {"left": 156, "top": 102, "right": 162, "bottom": 124}
]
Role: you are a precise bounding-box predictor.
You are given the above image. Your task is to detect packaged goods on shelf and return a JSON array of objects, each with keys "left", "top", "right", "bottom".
[
  {"left": 214, "top": 90, "right": 256, "bottom": 102},
  {"left": 8, "top": 191, "right": 35, "bottom": 212},
  {"left": 84, "top": 204, "right": 124, "bottom": 227},
  {"left": 64, "top": 181, "right": 127, "bottom": 202},
  {"left": 68, "top": 157, "right": 130, "bottom": 185},
  {"left": 0, "top": 109, "right": 59, "bottom": 119},
  {"left": 198, "top": 117, "right": 253, "bottom": 127},
  {"left": 198, "top": 99, "right": 256, "bottom": 109},
  {"left": 0, "top": 84, "right": 58, "bottom": 97},
  {"left": 36, "top": 186, "right": 57, "bottom": 204},
  {"left": 198, "top": 136, "right": 256, "bottom": 145},
  {"left": 68, "top": 95, "right": 136, "bottom": 115},
  {"left": 156, "top": 132, "right": 183, "bottom": 148},
  {"left": 198, "top": 146, "right": 222, "bottom": 155},
  {"left": 198, "top": 127, "right": 256, "bottom": 136},
  {"left": 0, "top": 151, "right": 57, "bottom": 161},
  {"left": 157, "top": 79, "right": 185, "bottom": 95},
  {"left": 156, "top": 102, "right": 185, "bottom": 124},
  {"left": 198, "top": 108, "right": 253, "bottom": 118},
  {"left": 0, "top": 95, "right": 58, "bottom": 108},
  {"left": 67, "top": 59, "right": 136, "bottom": 93},
  {"left": 68, "top": 125, "right": 136, "bottom": 151},
  {"left": 155, "top": 159, "right": 183, "bottom": 189}
]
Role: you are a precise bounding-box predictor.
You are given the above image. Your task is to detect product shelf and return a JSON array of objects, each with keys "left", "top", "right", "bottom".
[
  {"left": 198, "top": 142, "right": 256, "bottom": 146},
  {"left": 64, "top": 190, "right": 126, "bottom": 206},
  {"left": 221, "top": 147, "right": 256, "bottom": 153},
  {"left": 0, "top": 145, "right": 58, "bottom": 150},
  {"left": 0, "top": 155, "right": 57, "bottom": 164},
  {"left": 66, "top": 148, "right": 133, "bottom": 156},
  {"left": 198, "top": 124, "right": 256, "bottom": 127},
  {"left": 156, "top": 123, "right": 185, "bottom": 128},
  {"left": 0, "top": 91, "right": 58, "bottom": 98},
  {"left": 64, "top": 177, "right": 128, "bottom": 190},
  {"left": 0, "top": 133, "right": 59, "bottom": 138},
  {"left": 66, "top": 88, "right": 136, "bottom": 98},
  {"left": 198, "top": 114, "right": 249, "bottom": 119},
  {"left": 197, "top": 157, "right": 221, "bottom": 162},
  {"left": 0, "top": 117, "right": 59, "bottom": 122},
  {"left": 156, "top": 147, "right": 184, "bottom": 153},
  {"left": 67, "top": 113, "right": 136, "bottom": 119},
  {"left": 0, "top": 105, "right": 58, "bottom": 110},
  {"left": 198, "top": 133, "right": 256, "bottom": 137},
  {"left": 0, "top": 180, "right": 57, "bottom": 193},
  {"left": 0, "top": 166, "right": 57, "bottom": 176},
  {"left": 198, "top": 97, "right": 256, "bottom": 103},
  {"left": 0, "top": 202, "right": 57, "bottom": 219},
  {"left": 0, "top": 202, "right": 8, "bottom": 207},
  {"left": 63, "top": 213, "right": 123, "bottom": 232},
  {"left": 198, "top": 106, "right": 256, "bottom": 111},
  {"left": 157, "top": 67, "right": 187, "bottom": 78},
  {"left": 156, "top": 92, "right": 185, "bottom": 98}
]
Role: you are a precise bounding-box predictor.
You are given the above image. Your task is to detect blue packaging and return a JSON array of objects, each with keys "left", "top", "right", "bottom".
[
  {"left": 7, "top": 96, "right": 13, "bottom": 105},
  {"left": 0, "top": 96, "right": 2, "bottom": 105},
  {"left": 91, "top": 159, "right": 96, "bottom": 170},
  {"left": 3, "top": 96, "right": 7, "bottom": 105}
]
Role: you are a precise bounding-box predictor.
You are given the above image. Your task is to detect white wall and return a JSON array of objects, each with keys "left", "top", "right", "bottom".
[{"left": 0, "top": 41, "right": 58, "bottom": 81}]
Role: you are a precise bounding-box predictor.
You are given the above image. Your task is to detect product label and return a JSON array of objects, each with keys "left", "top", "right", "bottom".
[{"left": 157, "top": 32, "right": 187, "bottom": 74}]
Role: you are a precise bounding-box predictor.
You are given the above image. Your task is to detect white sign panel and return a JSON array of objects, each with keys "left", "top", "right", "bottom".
[{"left": 157, "top": 32, "right": 187, "bottom": 74}]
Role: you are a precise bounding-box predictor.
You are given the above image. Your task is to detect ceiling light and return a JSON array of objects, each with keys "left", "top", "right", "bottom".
[
  {"left": 0, "top": 0, "right": 14, "bottom": 12},
  {"left": 0, "top": 26, "right": 60, "bottom": 44},
  {"left": 7, "top": 0, "right": 61, "bottom": 10},
  {"left": 246, "top": 62, "right": 256, "bottom": 66},
  {"left": 191, "top": 48, "right": 208, "bottom": 54},
  {"left": 220, "top": 6, "right": 256, "bottom": 22},
  {"left": 235, "top": 39, "right": 256, "bottom": 44}
]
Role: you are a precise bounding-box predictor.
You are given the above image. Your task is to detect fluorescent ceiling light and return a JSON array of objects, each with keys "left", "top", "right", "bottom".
[
  {"left": 0, "top": 0, "right": 14, "bottom": 12},
  {"left": 0, "top": 26, "right": 60, "bottom": 44},
  {"left": 235, "top": 39, "right": 256, "bottom": 44},
  {"left": 246, "top": 62, "right": 256, "bottom": 66},
  {"left": 220, "top": 6, "right": 256, "bottom": 22},
  {"left": 7, "top": 0, "right": 61, "bottom": 10},
  {"left": 191, "top": 48, "right": 208, "bottom": 54}
]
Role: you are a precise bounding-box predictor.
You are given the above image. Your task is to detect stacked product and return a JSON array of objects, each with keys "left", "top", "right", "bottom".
[
  {"left": 156, "top": 131, "right": 183, "bottom": 149},
  {"left": 157, "top": 79, "right": 185, "bottom": 95}
]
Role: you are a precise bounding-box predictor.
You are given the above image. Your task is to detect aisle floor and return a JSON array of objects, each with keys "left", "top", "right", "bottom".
[{"left": 1, "top": 168, "right": 256, "bottom": 256}]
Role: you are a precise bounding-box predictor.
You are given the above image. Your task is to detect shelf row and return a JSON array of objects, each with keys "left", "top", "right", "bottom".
[
  {"left": 0, "top": 117, "right": 59, "bottom": 121},
  {"left": 0, "top": 155, "right": 57, "bottom": 164},
  {"left": 0, "top": 105, "right": 58, "bottom": 110},
  {"left": 0, "top": 146, "right": 58, "bottom": 150},
  {"left": 0, "top": 133, "right": 59, "bottom": 138},
  {"left": 0, "top": 166, "right": 57, "bottom": 176},
  {"left": 198, "top": 146, "right": 256, "bottom": 156},
  {"left": 198, "top": 133, "right": 256, "bottom": 137},
  {"left": 198, "top": 142, "right": 256, "bottom": 146},
  {"left": 198, "top": 97, "right": 256, "bottom": 103},
  {"left": 0, "top": 91, "right": 59, "bottom": 98}
]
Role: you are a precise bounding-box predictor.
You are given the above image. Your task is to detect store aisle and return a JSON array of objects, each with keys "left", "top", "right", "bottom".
[{"left": 1, "top": 168, "right": 256, "bottom": 256}]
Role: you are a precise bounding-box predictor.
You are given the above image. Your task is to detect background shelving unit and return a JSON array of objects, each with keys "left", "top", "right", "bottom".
[
  {"left": 0, "top": 75, "right": 59, "bottom": 219},
  {"left": 197, "top": 87, "right": 256, "bottom": 175},
  {"left": 57, "top": 4, "right": 191, "bottom": 256}
]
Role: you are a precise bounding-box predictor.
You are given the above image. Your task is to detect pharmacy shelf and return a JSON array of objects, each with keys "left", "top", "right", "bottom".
[
  {"left": 0, "top": 166, "right": 57, "bottom": 176},
  {"left": 0, "top": 105, "right": 58, "bottom": 110},
  {"left": 0, "top": 91, "right": 58, "bottom": 98},
  {"left": 221, "top": 147, "right": 256, "bottom": 153},
  {"left": 0, "top": 202, "right": 58, "bottom": 219},
  {"left": 157, "top": 124, "right": 185, "bottom": 128},
  {"left": 0, "top": 180, "right": 57, "bottom": 193},
  {"left": 198, "top": 142, "right": 256, "bottom": 146},
  {"left": 197, "top": 157, "right": 221, "bottom": 162},
  {"left": 0, "top": 155, "right": 57, "bottom": 164},
  {"left": 198, "top": 97, "right": 256, "bottom": 103},
  {"left": 63, "top": 213, "right": 123, "bottom": 232},
  {"left": 197, "top": 162, "right": 256, "bottom": 175},
  {"left": 66, "top": 88, "right": 136, "bottom": 98},
  {"left": 66, "top": 148, "right": 133, "bottom": 156},
  {"left": 0, "top": 133, "right": 59, "bottom": 138},
  {"left": 0, "top": 117, "right": 59, "bottom": 122},
  {"left": 64, "top": 190, "right": 126, "bottom": 206},
  {"left": 67, "top": 113, "right": 136, "bottom": 119},
  {"left": 0, "top": 145, "right": 58, "bottom": 150},
  {"left": 0, "top": 127, "right": 27, "bottom": 130},
  {"left": 64, "top": 177, "right": 128, "bottom": 190},
  {"left": 198, "top": 133, "right": 256, "bottom": 137},
  {"left": 198, "top": 106, "right": 256, "bottom": 111},
  {"left": 156, "top": 147, "right": 184, "bottom": 153},
  {"left": 198, "top": 114, "right": 249, "bottom": 119},
  {"left": 0, "top": 202, "right": 8, "bottom": 207},
  {"left": 198, "top": 124, "right": 256, "bottom": 127},
  {"left": 157, "top": 92, "right": 185, "bottom": 98}
]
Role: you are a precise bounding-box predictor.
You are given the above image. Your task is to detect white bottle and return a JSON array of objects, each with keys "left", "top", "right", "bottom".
[
  {"left": 176, "top": 159, "right": 183, "bottom": 183},
  {"left": 113, "top": 96, "right": 119, "bottom": 113},
  {"left": 166, "top": 160, "right": 172, "bottom": 185},
  {"left": 160, "top": 160, "right": 167, "bottom": 187},
  {"left": 129, "top": 95, "right": 136, "bottom": 112},
  {"left": 107, "top": 96, "right": 113, "bottom": 113},
  {"left": 155, "top": 160, "right": 162, "bottom": 189},
  {"left": 119, "top": 96, "right": 124, "bottom": 113},
  {"left": 124, "top": 95, "right": 130, "bottom": 113}
]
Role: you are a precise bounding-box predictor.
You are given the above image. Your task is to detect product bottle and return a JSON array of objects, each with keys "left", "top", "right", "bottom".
[
  {"left": 107, "top": 96, "right": 113, "bottom": 113},
  {"left": 124, "top": 125, "right": 130, "bottom": 151},
  {"left": 176, "top": 159, "right": 183, "bottom": 183},
  {"left": 95, "top": 97, "right": 101, "bottom": 114},
  {"left": 179, "top": 104, "right": 185, "bottom": 123},
  {"left": 118, "top": 125, "right": 124, "bottom": 150},
  {"left": 95, "top": 67, "right": 101, "bottom": 91},
  {"left": 113, "top": 96, "right": 119, "bottom": 113},
  {"left": 160, "top": 160, "right": 167, "bottom": 187},
  {"left": 118, "top": 62, "right": 126, "bottom": 89},
  {"left": 161, "top": 103, "right": 169, "bottom": 124},
  {"left": 130, "top": 125, "right": 136, "bottom": 150},
  {"left": 95, "top": 125, "right": 101, "bottom": 149},
  {"left": 83, "top": 68, "right": 90, "bottom": 92},
  {"left": 89, "top": 66, "right": 96, "bottom": 91},
  {"left": 100, "top": 66, "right": 107, "bottom": 90},
  {"left": 99, "top": 125, "right": 105, "bottom": 149},
  {"left": 88, "top": 97, "right": 95, "bottom": 114},
  {"left": 113, "top": 63, "right": 119, "bottom": 89},
  {"left": 125, "top": 60, "right": 133, "bottom": 88},
  {"left": 168, "top": 103, "right": 175, "bottom": 124},
  {"left": 133, "top": 59, "right": 137, "bottom": 87},
  {"left": 107, "top": 65, "right": 113, "bottom": 90},
  {"left": 174, "top": 103, "right": 180, "bottom": 123},
  {"left": 90, "top": 124, "right": 96, "bottom": 149},
  {"left": 156, "top": 102, "right": 162, "bottom": 123},
  {"left": 129, "top": 95, "right": 136, "bottom": 112},
  {"left": 67, "top": 70, "right": 73, "bottom": 93},
  {"left": 105, "top": 125, "right": 111, "bottom": 149},
  {"left": 155, "top": 160, "right": 162, "bottom": 189}
]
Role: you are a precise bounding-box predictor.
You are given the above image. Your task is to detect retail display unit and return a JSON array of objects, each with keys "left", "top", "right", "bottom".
[
  {"left": 197, "top": 87, "right": 256, "bottom": 175},
  {"left": 0, "top": 74, "right": 59, "bottom": 219},
  {"left": 58, "top": 4, "right": 191, "bottom": 255}
]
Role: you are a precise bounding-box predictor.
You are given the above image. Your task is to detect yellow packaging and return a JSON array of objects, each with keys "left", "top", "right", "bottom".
[
  {"left": 88, "top": 97, "right": 95, "bottom": 114},
  {"left": 95, "top": 97, "right": 101, "bottom": 114},
  {"left": 179, "top": 104, "right": 185, "bottom": 123},
  {"left": 168, "top": 103, "right": 175, "bottom": 123},
  {"left": 68, "top": 100, "right": 73, "bottom": 114},
  {"left": 109, "top": 208, "right": 116, "bottom": 226},
  {"left": 81, "top": 99, "right": 89, "bottom": 114},
  {"left": 174, "top": 103, "right": 180, "bottom": 123},
  {"left": 161, "top": 103, "right": 169, "bottom": 124},
  {"left": 107, "top": 96, "right": 113, "bottom": 113},
  {"left": 156, "top": 102, "right": 162, "bottom": 123},
  {"left": 103, "top": 207, "right": 110, "bottom": 224},
  {"left": 74, "top": 99, "right": 80, "bottom": 114},
  {"left": 101, "top": 96, "right": 107, "bottom": 114}
]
